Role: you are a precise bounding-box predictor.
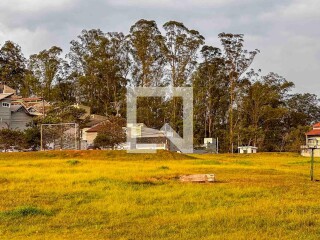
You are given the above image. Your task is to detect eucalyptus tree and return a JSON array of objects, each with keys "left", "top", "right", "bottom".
[
  {"left": 239, "top": 72, "right": 294, "bottom": 151},
  {"left": 162, "top": 21, "right": 204, "bottom": 133},
  {"left": 28, "top": 46, "right": 65, "bottom": 101},
  {"left": 218, "top": 33, "right": 259, "bottom": 152},
  {"left": 128, "top": 19, "right": 168, "bottom": 128},
  {"left": 129, "top": 19, "right": 166, "bottom": 87},
  {"left": 286, "top": 93, "right": 320, "bottom": 127},
  {"left": 193, "top": 45, "right": 229, "bottom": 148},
  {"left": 68, "top": 29, "right": 130, "bottom": 115},
  {"left": 163, "top": 21, "right": 204, "bottom": 87},
  {"left": 0, "top": 41, "right": 27, "bottom": 93}
]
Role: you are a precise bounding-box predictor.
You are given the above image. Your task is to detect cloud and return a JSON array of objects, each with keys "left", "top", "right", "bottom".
[
  {"left": 105, "top": 0, "right": 247, "bottom": 9},
  {"left": 0, "top": 0, "right": 75, "bottom": 12}
]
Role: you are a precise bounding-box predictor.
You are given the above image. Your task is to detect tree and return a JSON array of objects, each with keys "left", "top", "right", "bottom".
[
  {"left": 239, "top": 72, "right": 294, "bottom": 151},
  {"left": 93, "top": 116, "right": 126, "bottom": 149},
  {"left": 163, "top": 21, "right": 204, "bottom": 87},
  {"left": 129, "top": 19, "right": 169, "bottom": 129},
  {"left": 162, "top": 21, "right": 204, "bottom": 134},
  {"left": 24, "top": 126, "right": 41, "bottom": 150},
  {"left": 0, "top": 41, "right": 27, "bottom": 93},
  {"left": 0, "top": 129, "right": 25, "bottom": 151},
  {"left": 28, "top": 46, "right": 65, "bottom": 101},
  {"left": 218, "top": 33, "right": 259, "bottom": 152},
  {"left": 42, "top": 102, "right": 88, "bottom": 126},
  {"left": 68, "top": 29, "right": 129, "bottom": 115},
  {"left": 129, "top": 19, "right": 166, "bottom": 87},
  {"left": 193, "top": 46, "right": 229, "bottom": 148},
  {"left": 286, "top": 93, "right": 320, "bottom": 127}
]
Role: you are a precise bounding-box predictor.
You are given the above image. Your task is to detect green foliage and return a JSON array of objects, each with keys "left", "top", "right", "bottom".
[
  {"left": 28, "top": 46, "right": 65, "bottom": 101},
  {"left": 93, "top": 116, "right": 126, "bottom": 149},
  {"left": 42, "top": 102, "right": 88, "bottom": 126},
  {"left": 68, "top": 29, "right": 129, "bottom": 115},
  {"left": 67, "top": 160, "right": 80, "bottom": 166},
  {"left": 1, "top": 206, "right": 52, "bottom": 218},
  {"left": 0, "top": 41, "right": 27, "bottom": 93},
  {"left": 24, "top": 126, "right": 41, "bottom": 150},
  {"left": 129, "top": 19, "right": 166, "bottom": 87},
  {"left": 0, "top": 128, "right": 26, "bottom": 150}
]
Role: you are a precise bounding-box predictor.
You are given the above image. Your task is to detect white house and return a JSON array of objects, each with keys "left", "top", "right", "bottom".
[
  {"left": 301, "top": 123, "right": 320, "bottom": 157},
  {"left": 238, "top": 146, "right": 258, "bottom": 154}
]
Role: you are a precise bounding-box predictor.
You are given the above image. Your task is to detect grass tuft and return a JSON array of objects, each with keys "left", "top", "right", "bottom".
[
  {"left": 1, "top": 206, "right": 52, "bottom": 218},
  {"left": 158, "top": 166, "right": 170, "bottom": 170},
  {"left": 67, "top": 160, "right": 80, "bottom": 166}
]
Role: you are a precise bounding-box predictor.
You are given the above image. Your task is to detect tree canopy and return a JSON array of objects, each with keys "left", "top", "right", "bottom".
[{"left": 0, "top": 19, "right": 319, "bottom": 152}]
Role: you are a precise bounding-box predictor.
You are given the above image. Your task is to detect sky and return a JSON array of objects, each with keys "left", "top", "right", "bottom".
[{"left": 0, "top": 0, "right": 319, "bottom": 94}]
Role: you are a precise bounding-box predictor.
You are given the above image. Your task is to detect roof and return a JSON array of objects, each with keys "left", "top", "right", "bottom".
[
  {"left": 11, "top": 96, "right": 43, "bottom": 101},
  {"left": 141, "top": 127, "right": 165, "bottom": 138},
  {"left": 0, "top": 93, "right": 14, "bottom": 101},
  {"left": 313, "top": 122, "right": 320, "bottom": 128},
  {"left": 306, "top": 129, "right": 320, "bottom": 136},
  {"left": 0, "top": 84, "right": 16, "bottom": 94},
  {"left": 10, "top": 104, "right": 40, "bottom": 116},
  {"left": 86, "top": 121, "right": 110, "bottom": 133},
  {"left": 238, "top": 146, "right": 258, "bottom": 149},
  {"left": 86, "top": 122, "right": 164, "bottom": 138},
  {"left": 10, "top": 105, "right": 23, "bottom": 112}
]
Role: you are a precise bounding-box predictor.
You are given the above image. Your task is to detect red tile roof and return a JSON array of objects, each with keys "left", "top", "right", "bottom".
[
  {"left": 11, "top": 97, "right": 43, "bottom": 101},
  {"left": 86, "top": 121, "right": 110, "bottom": 133},
  {"left": 313, "top": 122, "right": 320, "bottom": 128},
  {"left": 306, "top": 129, "right": 320, "bottom": 136}
]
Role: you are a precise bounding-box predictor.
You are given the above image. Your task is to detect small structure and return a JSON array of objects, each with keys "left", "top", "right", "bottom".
[
  {"left": 301, "top": 123, "right": 320, "bottom": 157},
  {"left": 238, "top": 146, "right": 257, "bottom": 154},
  {"left": 203, "top": 138, "right": 218, "bottom": 153}
]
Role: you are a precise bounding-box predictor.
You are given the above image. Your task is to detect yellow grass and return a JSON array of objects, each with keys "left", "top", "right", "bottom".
[{"left": 0, "top": 151, "right": 319, "bottom": 239}]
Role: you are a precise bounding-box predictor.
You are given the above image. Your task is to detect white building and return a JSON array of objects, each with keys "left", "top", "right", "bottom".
[{"left": 238, "top": 146, "right": 258, "bottom": 154}]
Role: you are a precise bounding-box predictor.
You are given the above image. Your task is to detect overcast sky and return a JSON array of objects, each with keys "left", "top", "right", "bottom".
[{"left": 0, "top": 0, "right": 319, "bottom": 94}]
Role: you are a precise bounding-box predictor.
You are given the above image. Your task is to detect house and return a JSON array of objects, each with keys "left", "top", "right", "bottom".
[
  {"left": 84, "top": 122, "right": 170, "bottom": 150},
  {"left": 10, "top": 105, "right": 37, "bottom": 130},
  {"left": 80, "top": 115, "right": 109, "bottom": 148},
  {"left": 238, "top": 146, "right": 258, "bottom": 154},
  {"left": 0, "top": 84, "right": 42, "bottom": 130},
  {"left": 301, "top": 123, "right": 320, "bottom": 157},
  {"left": 0, "top": 92, "right": 15, "bottom": 129},
  {"left": 127, "top": 123, "right": 168, "bottom": 151},
  {"left": 11, "top": 96, "right": 49, "bottom": 115}
]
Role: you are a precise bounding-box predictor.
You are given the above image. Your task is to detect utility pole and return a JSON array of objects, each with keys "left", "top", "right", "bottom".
[{"left": 311, "top": 147, "right": 315, "bottom": 181}]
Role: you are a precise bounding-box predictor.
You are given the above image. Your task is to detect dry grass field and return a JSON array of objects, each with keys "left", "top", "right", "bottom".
[{"left": 0, "top": 151, "right": 319, "bottom": 239}]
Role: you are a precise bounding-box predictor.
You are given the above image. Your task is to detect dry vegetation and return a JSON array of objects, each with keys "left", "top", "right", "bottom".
[{"left": 0, "top": 151, "right": 319, "bottom": 239}]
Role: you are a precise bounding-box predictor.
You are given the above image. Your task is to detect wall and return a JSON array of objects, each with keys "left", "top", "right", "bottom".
[
  {"left": 86, "top": 132, "right": 98, "bottom": 145},
  {"left": 0, "top": 99, "right": 12, "bottom": 129},
  {"left": 10, "top": 110, "right": 33, "bottom": 130}
]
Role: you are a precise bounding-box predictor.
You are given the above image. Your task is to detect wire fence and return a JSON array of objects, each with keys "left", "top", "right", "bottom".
[{"left": 40, "top": 123, "right": 79, "bottom": 150}]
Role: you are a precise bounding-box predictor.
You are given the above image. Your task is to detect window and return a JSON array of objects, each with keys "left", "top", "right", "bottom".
[{"left": 2, "top": 102, "right": 10, "bottom": 108}]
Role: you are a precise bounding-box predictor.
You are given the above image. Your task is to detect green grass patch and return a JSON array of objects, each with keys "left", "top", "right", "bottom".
[
  {"left": 67, "top": 160, "right": 81, "bottom": 166},
  {"left": 1, "top": 206, "right": 52, "bottom": 218}
]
